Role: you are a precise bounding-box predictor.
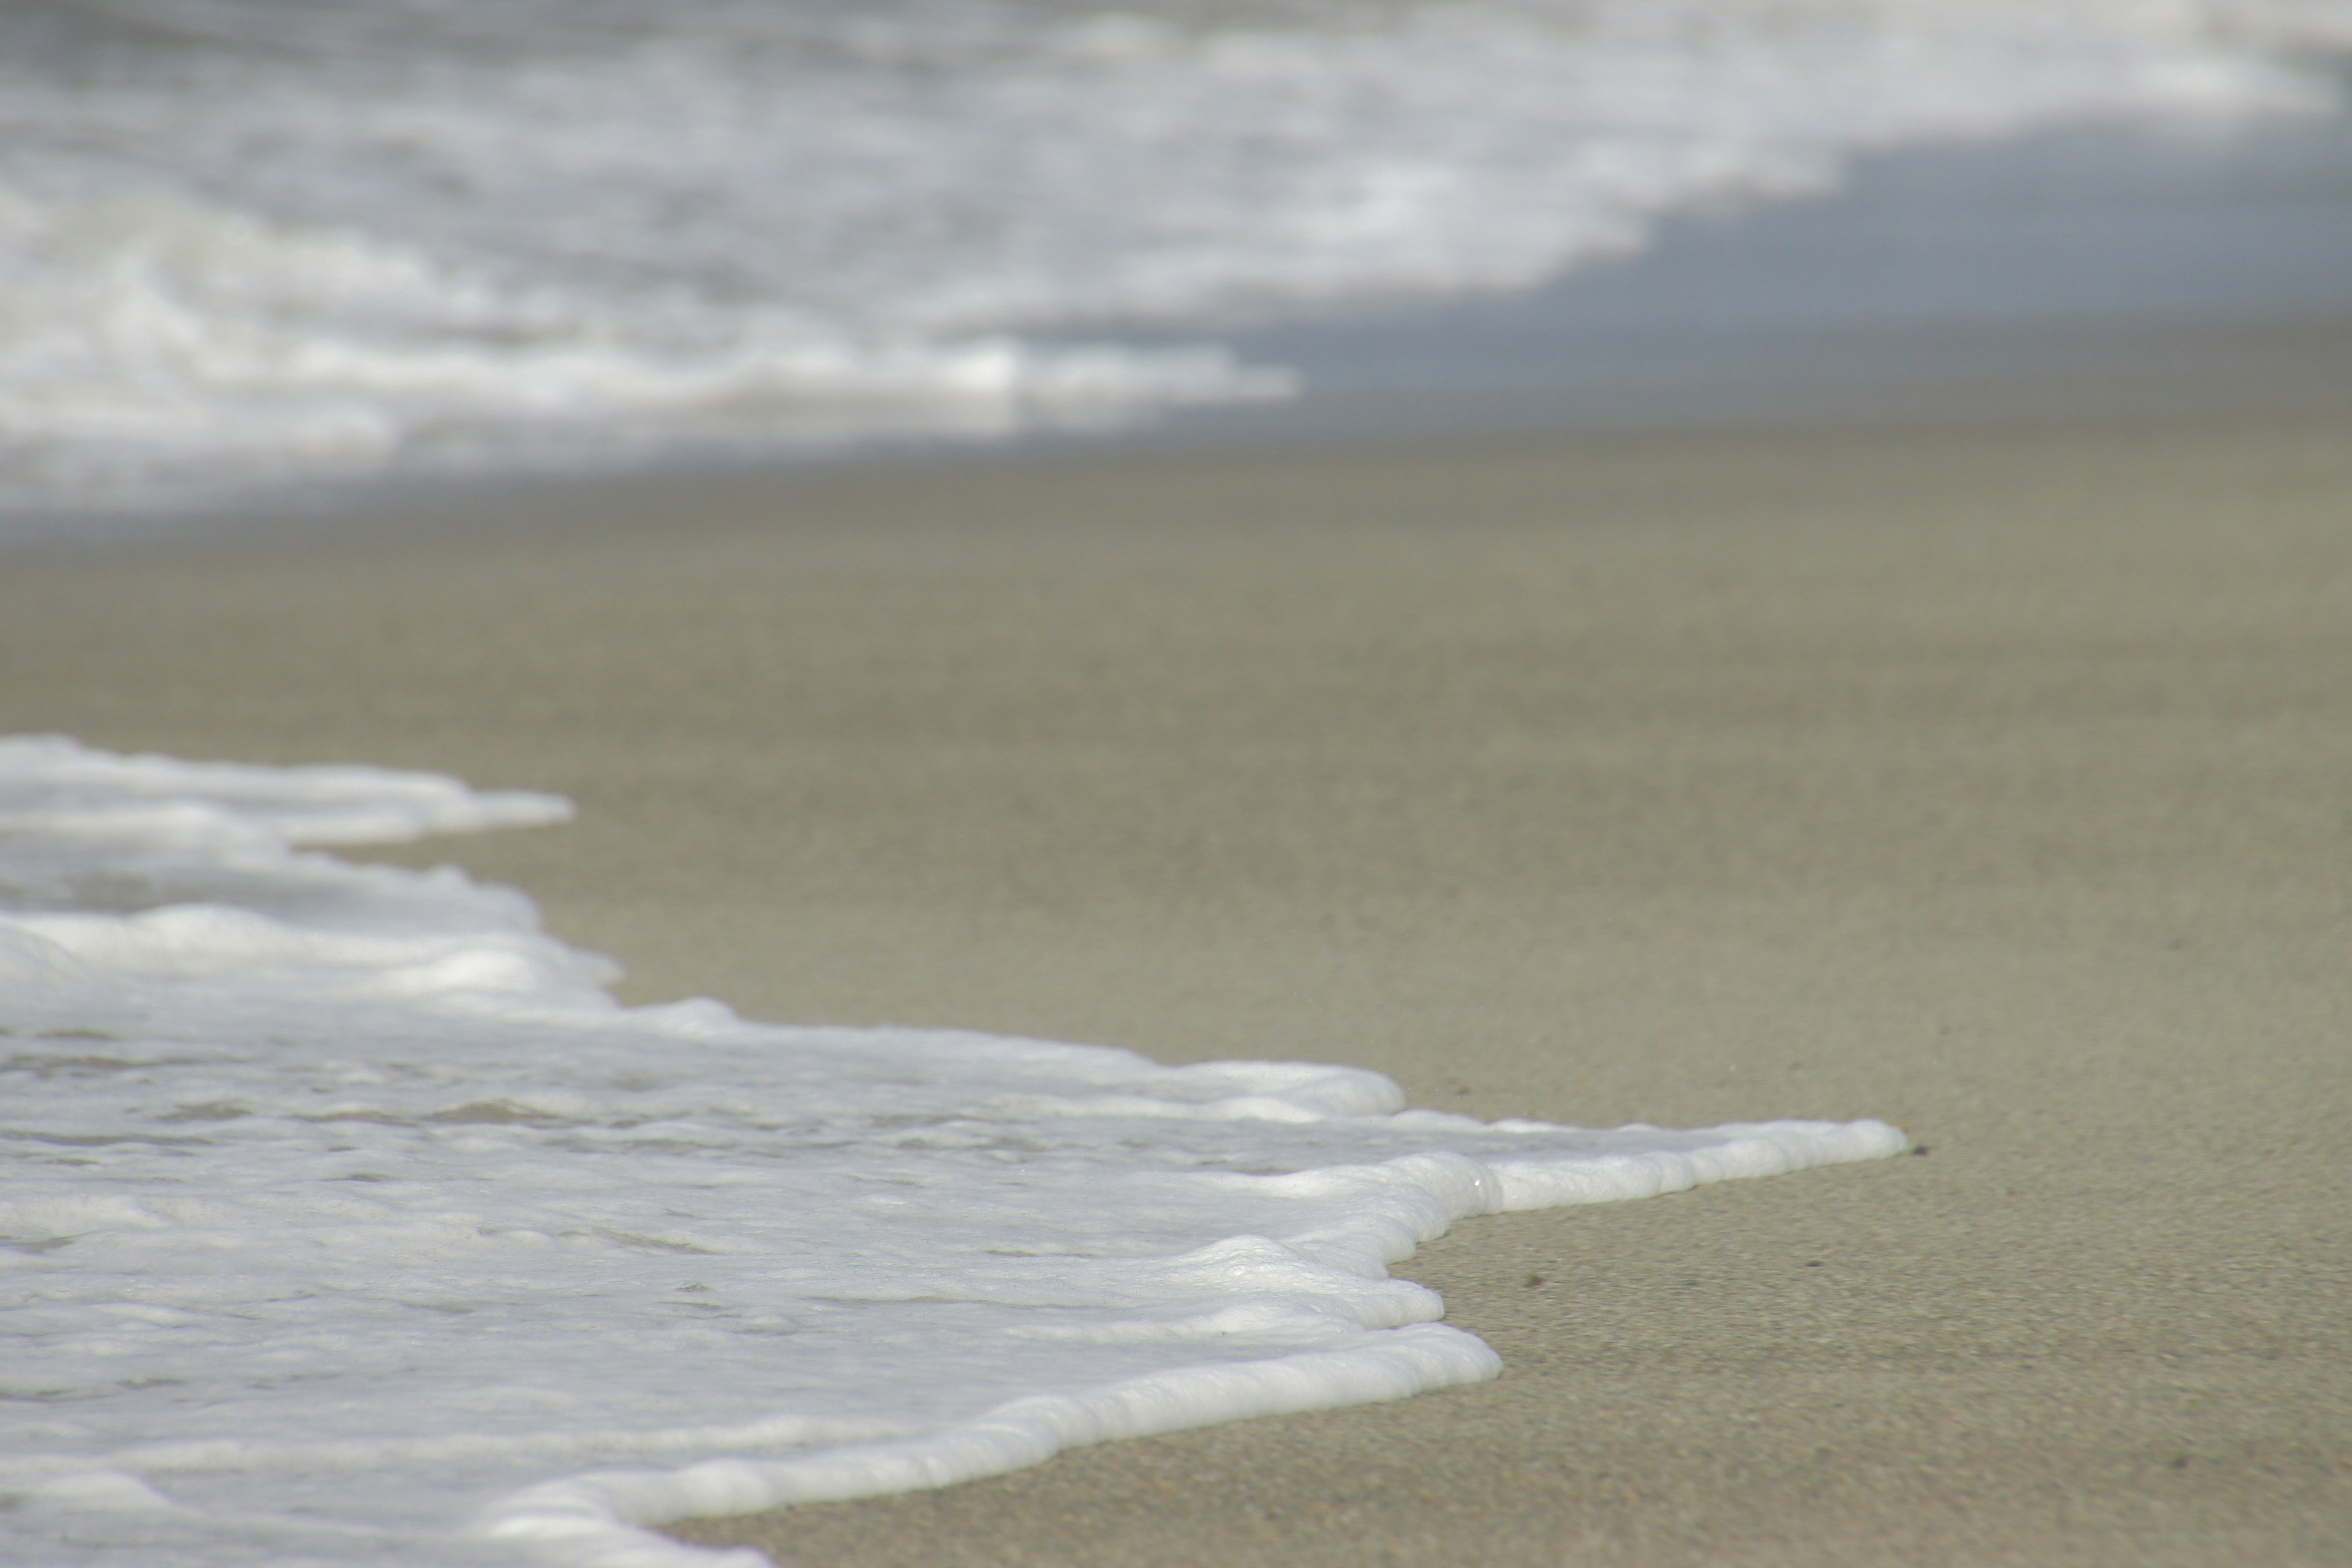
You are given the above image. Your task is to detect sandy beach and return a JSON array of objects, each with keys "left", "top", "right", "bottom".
[{"left": 2, "top": 402, "right": 2346, "bottom": 1564}]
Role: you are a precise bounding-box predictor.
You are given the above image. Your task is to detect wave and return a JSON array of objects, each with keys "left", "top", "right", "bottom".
[
  {"left": 1, "top": 0, "right": 2345, "bottom": 512},
  {"left": 0, "top": 735, "right": 1905, "bottom": 1566}
]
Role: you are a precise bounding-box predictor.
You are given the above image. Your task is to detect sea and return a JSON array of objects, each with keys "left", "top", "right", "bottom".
[
  {"left": 3, "top": 4, "right": 2351, "bottom": 1565},
  {"left": 2, "top": 0, "right": 2349, "bottom": 527}
]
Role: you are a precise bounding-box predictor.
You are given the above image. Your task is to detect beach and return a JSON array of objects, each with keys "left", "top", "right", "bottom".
[
  {"left": 8, "top": 9, "right": 2352, "bottom": 1555},
  {"left": 4, "top": 400, "right": 2348, "bottom": 1562}
]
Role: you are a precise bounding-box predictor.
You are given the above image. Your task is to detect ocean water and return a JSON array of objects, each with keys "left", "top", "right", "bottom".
[
  {"left": 3, "top": 0, "right": 2349, "bottom": 519},
  {"left": 0, "top": 736, "right": 1907, "bottom": 1567}
]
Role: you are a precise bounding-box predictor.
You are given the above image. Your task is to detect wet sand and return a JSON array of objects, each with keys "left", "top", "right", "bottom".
[{"left": 2, "top": 410, "right": 2348, "bottom": 1564}]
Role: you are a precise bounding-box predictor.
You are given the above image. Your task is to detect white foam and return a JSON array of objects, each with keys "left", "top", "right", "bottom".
[
  {"left": 0, "top": 0, "right": 2343, "bottom": 513},
  {"left": 0, "top": 182, "right": 1290, "bottom": 513},
  {"left": 0, "top": 736, "right": 1908, "bottom": 1565}
]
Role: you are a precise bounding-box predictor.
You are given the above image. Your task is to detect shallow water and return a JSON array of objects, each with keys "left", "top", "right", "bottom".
[
  {"left": 0, "top": 737, "right": 1904, "bottom": 1566},
  {"left": 3, "top": 0, "right": 2345, "bottom": 513}
]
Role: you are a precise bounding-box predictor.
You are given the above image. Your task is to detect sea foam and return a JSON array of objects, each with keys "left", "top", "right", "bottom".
[
  {"left": 1, "top": 0, "right": 2345, "bottom": 515},
  {"left": 0, "top": 736, "right": 1905, "bottom": 1564}
]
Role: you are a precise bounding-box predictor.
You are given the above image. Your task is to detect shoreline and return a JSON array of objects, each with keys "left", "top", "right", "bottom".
[
  {"left": 4, "top": 401, "right": 2348, "bottom": 1563},
  {"left": 12, "top": 99, "right": 2352, "bottom": 561}
]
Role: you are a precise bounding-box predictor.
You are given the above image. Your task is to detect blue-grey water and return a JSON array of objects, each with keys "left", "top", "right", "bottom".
[{"left": 2, "top": 0, "right": 2347, "bottom": 521}]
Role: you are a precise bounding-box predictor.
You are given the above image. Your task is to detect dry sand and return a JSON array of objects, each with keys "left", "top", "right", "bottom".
[{"left": 2, "top": 412, "right": 2348, "bottom": 1565}]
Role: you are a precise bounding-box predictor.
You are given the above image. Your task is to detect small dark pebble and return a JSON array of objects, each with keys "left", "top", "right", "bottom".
[
  {"left": 1912, "top": 1145, "right": 1931, "bottom": 1156},
  {"left": 1523, "top": 1273, "right": 1545, "bottom": 1288},
  {"left": 1804, "top": 1261, "right": 1823, "bottom": 1268},
  {"left": 2171, "top": 1455, "right": 2192, "bottom": 1470}
]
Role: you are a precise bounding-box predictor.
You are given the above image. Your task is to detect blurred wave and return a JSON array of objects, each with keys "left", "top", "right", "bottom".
[{"left": 1, "top": 0, "right": 2343, "bottom": 510}]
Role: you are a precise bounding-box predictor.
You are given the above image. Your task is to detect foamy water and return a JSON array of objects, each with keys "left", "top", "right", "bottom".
[
  {"left": 0, "top": 736, "right": 1907, "bottom": 1566},
  {"left": 3, "top": 0, "right": 2346, "bottom": 516}
]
